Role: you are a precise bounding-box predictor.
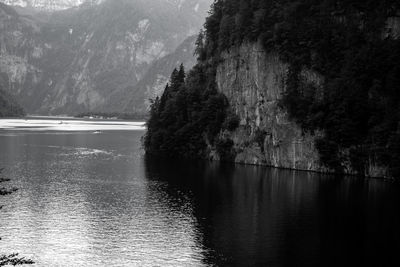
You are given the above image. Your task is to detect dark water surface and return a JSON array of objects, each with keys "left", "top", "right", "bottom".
[{"left": 0, "top": 119, "right": 399, "bottom": 266}]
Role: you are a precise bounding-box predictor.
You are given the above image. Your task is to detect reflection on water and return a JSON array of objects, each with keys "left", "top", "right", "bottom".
[
  {"left": 0, "top": 121, "right": 399, "bottom": 266},
  {"left": 0, "top": 129, "right": 204, "bottom": 266},
  {"left": 145, "top": 159, "right": 400, "bottom": 266}
]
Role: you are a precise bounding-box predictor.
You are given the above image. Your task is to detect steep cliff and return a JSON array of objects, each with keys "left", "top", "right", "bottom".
[
  {"left": 215, "top": 43, "right": 323, "bottom": 172},
  {"left": 145, "top": 0, "right": 400, "bottom": 178},
  {"left": 213, "top": 42, "right": 393, "bottom": 177},
  {"left": 208, "top": 1, "right": 400, "bottom": 178}
]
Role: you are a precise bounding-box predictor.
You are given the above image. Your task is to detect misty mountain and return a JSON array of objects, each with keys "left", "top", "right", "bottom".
[
  {"left": 123, "top": 34, "right": 197, "bottom": 112},
  {"left": 1, "top": 0, "right": 210, "bottom": 11},
  {"left": 1, "top": 1, "right": 99, "bottom": 11},
  {"left": 0, "top": 0, "right": 211, "bottom": 115}
]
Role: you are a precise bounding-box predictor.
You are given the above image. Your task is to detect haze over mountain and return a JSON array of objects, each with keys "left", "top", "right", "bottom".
[
  {"left": 0, "top": 0, "right": 211, "bottom": 115},
  {"left": 0, "top": 0, "right": 95, "bottom": 10}
]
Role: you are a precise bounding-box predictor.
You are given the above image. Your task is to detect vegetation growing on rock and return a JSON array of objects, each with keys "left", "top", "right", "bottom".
[{"left": 145, "top": 0, "right": 400, "bottom": 177}]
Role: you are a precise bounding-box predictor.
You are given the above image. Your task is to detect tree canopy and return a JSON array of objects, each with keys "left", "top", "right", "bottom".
[
  {"left": 144, "top": 64, "right": 235, "bottom": 159},
  {"left": 145, "top": 0, "right": 400, "bottom": 177}
]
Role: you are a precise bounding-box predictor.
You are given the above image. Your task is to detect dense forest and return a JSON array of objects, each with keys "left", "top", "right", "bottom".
[
  {"left": 144, "top": 64, "right": 235, "bottom": 158},
  {"left": 144, "top": 0, "right": 400, "bottom": 177}
]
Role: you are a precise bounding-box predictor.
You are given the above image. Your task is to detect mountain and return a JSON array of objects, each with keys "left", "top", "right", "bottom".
[
  {"left": 0, "top": 87, "right": 24, "bottom": 117},
  {"left": 1, "top": 0, "right": 210, "bottom": 12},
  {"left": 0, "top": 0, "right": 211, "bottom": 115},
  {"left": 0, "top": 0, "right": 98, "bottom": 10},
  {"left": 123, "top": 35, "right": 197, "bottom": 112},
  {"left": 144, "top": 0, "right": 400, "bottom": 178}
]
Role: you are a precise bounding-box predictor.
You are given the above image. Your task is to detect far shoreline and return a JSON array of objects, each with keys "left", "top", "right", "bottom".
[{"left": 0, "top": 117, "right": 146, "bottom": 132}]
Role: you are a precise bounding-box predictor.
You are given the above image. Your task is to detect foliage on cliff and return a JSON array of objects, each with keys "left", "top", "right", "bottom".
[
  {"left": 192, "top": 0, "right": 400, "bottom": 176},
  {"left": 144, "top": 64, "right": 231, "bottom": 158},
  {"left": 145, "top": 0, "right": 400, "bottom": 176},
  {"left": 0, "top": 88, "right": 25, "bottom": 118}
]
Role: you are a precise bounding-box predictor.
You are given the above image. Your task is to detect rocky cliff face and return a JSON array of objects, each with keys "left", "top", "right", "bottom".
[
  {"left": 214, "top": 42, "right": 324, "bottom": 172},
  {"left": 0, "top": 0, "right": 211, "bottom": 115},
  {"left": 211, "top": 11, "right": 400, "bottom": 177},
  {"left": 214, "top": 42, "right": 391, "bottom": 177}
]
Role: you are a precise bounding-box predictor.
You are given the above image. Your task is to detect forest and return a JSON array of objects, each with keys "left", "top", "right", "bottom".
[
  {"left": 145, "top": 0, "right": 400, "bottom": 177},
  {"left": 144, "top": 64, "right": 236, "bottom": 159}
]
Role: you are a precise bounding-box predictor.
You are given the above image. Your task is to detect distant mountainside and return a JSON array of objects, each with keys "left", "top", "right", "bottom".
[
  {"left": 123, "top": 35, "right": 197, "bottom": 112},
  {"left": 0, "top": 0, "right": 99, "bottom": 10},
  {"left": 0, "top": 0, "right": 211, "bottom": 115},
  {"left": 1, "top": 0, "right": 208, "bottom": 11},
  {"left": 0, "top": 87, "right": 24, "bottom": 117}
]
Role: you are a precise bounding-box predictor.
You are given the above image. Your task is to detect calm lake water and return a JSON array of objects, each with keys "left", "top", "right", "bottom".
[{"left": 0, "top": 118, "right": 399, "bottom": 266}]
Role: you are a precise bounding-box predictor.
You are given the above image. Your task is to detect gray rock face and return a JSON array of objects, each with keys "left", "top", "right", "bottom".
[
  {"left": 0, "top": 0, "right": 211, "bottom": 115},
  {"left": 384, "top": 15, "right": 400, "bottom": 39},
  {"left": 215, "top": 42, "right": 323, "bottom": 172},
  {"left": 215, "top": 42, "right": 390, "bottom": 177}
]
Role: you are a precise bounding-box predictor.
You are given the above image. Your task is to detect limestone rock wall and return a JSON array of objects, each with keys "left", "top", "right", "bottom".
[
  {"left": 215, "top": 42, "right": 323, "bottom": 172},
  {"left": 214, "top": 42, "right": 390, "bottom": 177}
]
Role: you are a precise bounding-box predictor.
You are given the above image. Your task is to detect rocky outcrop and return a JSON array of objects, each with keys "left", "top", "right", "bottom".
[
  {"left": 384, "top": 14, "right": 400, "bottom": 39},
  {"left": 214, "top": 42, "right": 390, "bottom": 177},
  {"left": 215, "top": 42, "right": 324, "bottom": 172}
]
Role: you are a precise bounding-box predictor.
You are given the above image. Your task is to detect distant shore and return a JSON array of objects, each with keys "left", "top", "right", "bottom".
[
  {"left": 74, "top": 112, "right": 148, "bottom": 121},
  {"left": 0, "top": 117, "right": 146, "bottom": 131}
]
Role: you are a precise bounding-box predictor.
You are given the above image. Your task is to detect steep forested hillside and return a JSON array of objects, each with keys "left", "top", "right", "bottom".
[{"left": 145, "top": 0, "right": 400, "bottom": 178}]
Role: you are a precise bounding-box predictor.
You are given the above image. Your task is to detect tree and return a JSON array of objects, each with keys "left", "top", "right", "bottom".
[
  {"left": 144, "top": 61, "right": 231, "bottom": 159},
  {"left": 194, "top": 30, "right": 206, "bottom": 61}
]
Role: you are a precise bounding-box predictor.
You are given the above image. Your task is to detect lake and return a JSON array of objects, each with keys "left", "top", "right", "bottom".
[{"left": 0, "top": 118, "right": 399, "bottom": 266}]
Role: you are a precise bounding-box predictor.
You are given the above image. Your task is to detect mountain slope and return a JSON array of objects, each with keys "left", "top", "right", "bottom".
[
  {"left": 0, "top": 0, "right": 97, "bottom": 10},
  {"left": 0, "top": 0, "right": 211, "bottom": 114},
  {"left": 123, "top": 35, "right": 197, "bottom": 112},
  {"left": 144, "top": 0, "right": 400, "bottom": 178}
]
